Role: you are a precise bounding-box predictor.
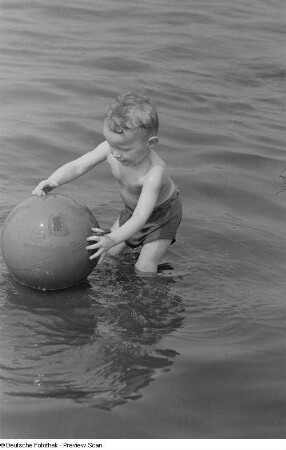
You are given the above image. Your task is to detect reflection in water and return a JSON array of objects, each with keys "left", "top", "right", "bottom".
[{"left": 0, "top": 256, "right": 184, "bottom": 410}]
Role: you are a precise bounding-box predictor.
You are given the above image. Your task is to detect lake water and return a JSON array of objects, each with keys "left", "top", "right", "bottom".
[{"left": 0, "top": 0, "right": 286, "bottom": 439}]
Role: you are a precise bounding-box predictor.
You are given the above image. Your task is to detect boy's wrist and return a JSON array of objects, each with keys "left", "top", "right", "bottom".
[
  {"left": 109, "top": 232, "right": 121, "bottom": 246},
  {"left": 48, "top": 178, "right": 59, "bottom": 187}
]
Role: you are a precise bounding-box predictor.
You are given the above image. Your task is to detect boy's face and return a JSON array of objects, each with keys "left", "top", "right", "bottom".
[{"left": 103, "top": 120, "right": 157, "bottom": 166}]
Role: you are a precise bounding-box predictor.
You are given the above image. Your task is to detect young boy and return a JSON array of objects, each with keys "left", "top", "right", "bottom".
[{"left": 32, "top": 92, "right": 182, "bottom": 274}]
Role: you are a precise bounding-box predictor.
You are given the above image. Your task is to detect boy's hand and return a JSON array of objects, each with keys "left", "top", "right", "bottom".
[
  {"left": 86, "top": 228, "right": 115, "bottom": 264},
  {"left": 32, "top": 180, "right": 59, "bottom": 196}
]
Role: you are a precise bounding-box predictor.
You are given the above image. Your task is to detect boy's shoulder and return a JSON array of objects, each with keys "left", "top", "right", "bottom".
[
  {"left": 90, "top": 140, "right": 111, "bottom": 158},
  {"left": 97, "top": 140, "right": 111, "bottom": 152},
  {"left": 143, "top": 151, "right": 170, "bottom": 185},
  {"left": 81, "top": 141, "right": 111, "bottom": 166},
  {"left": 149, "top": 149, "right": 167, "bottom": 171}
]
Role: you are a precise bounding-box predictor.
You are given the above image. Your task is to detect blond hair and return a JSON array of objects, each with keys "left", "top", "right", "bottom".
[{"left": 105, "top": 92, "right": 159, "bottom": 137}]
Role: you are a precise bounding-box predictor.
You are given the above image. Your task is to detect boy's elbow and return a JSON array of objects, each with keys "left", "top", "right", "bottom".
[{"left": 69, "top": 161, "right": 85, "bottom": 178}]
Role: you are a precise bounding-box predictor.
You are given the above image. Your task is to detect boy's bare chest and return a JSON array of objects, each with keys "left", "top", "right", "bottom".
[{"left": 109, "top": 160, "right": 145, "bottom": 192}]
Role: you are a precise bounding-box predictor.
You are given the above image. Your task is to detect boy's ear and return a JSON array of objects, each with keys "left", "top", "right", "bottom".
[{"left": 148, "top": 136, "right": 159, "bottom": 147}]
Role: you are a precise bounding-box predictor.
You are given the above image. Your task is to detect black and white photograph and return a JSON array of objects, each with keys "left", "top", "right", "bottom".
[{"left": 0, "top": 0, "right": 285, "bottom": 444}]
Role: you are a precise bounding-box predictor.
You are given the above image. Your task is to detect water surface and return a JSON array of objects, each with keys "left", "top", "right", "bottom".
[{"left": 1, "top": 0, "right": 286, "bottom": 439}]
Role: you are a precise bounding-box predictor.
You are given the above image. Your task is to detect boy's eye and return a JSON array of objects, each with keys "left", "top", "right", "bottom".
[{"left": 109, "top": 142, "right": 131, "bottom": 152}]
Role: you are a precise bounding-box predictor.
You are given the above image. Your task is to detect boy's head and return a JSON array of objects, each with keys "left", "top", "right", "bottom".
[{"left": 104, "top": 92, "right": 159, "bottom": 139}]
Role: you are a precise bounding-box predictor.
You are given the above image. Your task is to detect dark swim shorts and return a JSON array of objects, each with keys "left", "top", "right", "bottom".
[{"left": 119, "top": 187, "right": 183, "bottom": 248}]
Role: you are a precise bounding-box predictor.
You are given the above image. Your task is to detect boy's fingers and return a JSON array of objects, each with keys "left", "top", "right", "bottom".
[
  {"left": 98, "top": 253, "right": 105, "bottom": 264},
  {"left": 86, "top": 235, "right": 100, "bottom": 243},
  {"left": 91, "top": 227, "right": 111, "bottom": 236},
  {"left": 89, "top": 248, "right": 104, "bottom": 261},
  {"left": 32, "top": 189, "right": 45, "bottom": 196},
  {"left": 86, "top": 242, "right": 99, "bottom": 250}
]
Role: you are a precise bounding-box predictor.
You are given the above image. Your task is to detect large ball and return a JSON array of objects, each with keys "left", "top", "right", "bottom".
[{"left": 1, "top": 194, "right": 99, "bottom": 290}]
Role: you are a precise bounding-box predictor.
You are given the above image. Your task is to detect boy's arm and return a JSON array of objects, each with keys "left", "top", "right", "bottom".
[
  {"left": 111, "top": 169, "right": 163, "bottom": 243},
  {"left": 86, "top": 166, "right": 165, "bottom": 261},
  {"left": 32, "top": 141, "right": 110, "bottom": 195}
]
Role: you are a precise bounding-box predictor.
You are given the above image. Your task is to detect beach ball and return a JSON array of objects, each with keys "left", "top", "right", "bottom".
[{"left": 1, "top": 194, "right": 99, "bottom": 290}]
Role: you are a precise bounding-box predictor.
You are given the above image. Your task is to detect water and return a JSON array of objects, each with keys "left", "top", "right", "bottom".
[{"left": 1, "top": 0, "right": 286, "bottom": 439}]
